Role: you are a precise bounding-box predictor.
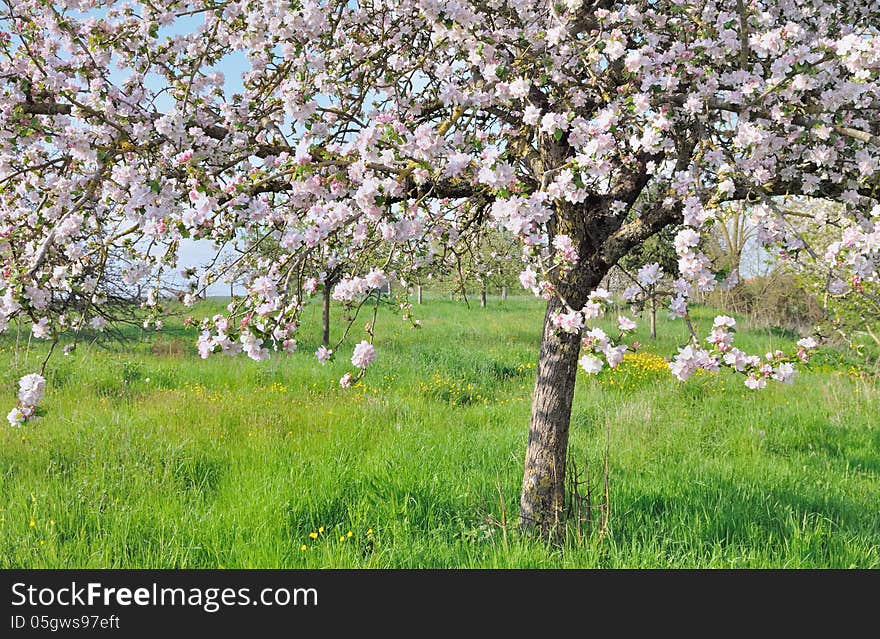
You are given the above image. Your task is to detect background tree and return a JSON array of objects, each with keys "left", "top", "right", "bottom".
[
  {"left": 447, "top": 227, "right": 522, "bottom": 306},
  {"left": 705, "top": 203, "right": 757, "bottom": 286},
  {"left": 616, "top": 262, "right": 673, "bottom": 340},
  {"left": 1, "top": 1, "right": 878, "bottom": 533}
]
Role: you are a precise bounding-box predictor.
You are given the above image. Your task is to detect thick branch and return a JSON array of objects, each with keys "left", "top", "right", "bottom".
[{"left": 600, "top": 200, "right": 682, "bottom": 267}]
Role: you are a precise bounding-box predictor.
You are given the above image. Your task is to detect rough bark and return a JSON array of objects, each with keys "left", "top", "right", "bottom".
[
  {"left": 519, "top": 294, "right": 584, "bottom": 532},
  {"left": 480, "top": 285, "right": 487, "bottom": 308},
  {"left": 519, "top": 196, "right": 610, "bottom": 533},
  {"left": 416, "top": 284, "right": 422, "bottom": 305},
  {"left": 501, "top": 286, "right": 507, "bottom": 302},
  {"left": 650, "top": 296, "right": 657, "bottom": 340}
]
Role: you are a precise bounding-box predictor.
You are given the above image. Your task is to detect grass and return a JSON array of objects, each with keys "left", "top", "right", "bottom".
[{"left": 0, "top": 293, "right": 877, "bottom": 568}]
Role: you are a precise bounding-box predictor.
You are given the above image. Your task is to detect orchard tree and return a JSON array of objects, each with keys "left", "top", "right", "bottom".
[
  {"left": 469, "top": 230, "right": 523, "bottom": 305},
  {"left": 705, "top": 202, "right": 757, "bottom": 286},
  {"left": 442, "top": 226, "right": 522, "bottom": 305},
  {"left": 617, "top": 261, "right": 673, "bottom": 339},
  {"left": 1, "top": 1, "right": 878, "bottom": 532}
]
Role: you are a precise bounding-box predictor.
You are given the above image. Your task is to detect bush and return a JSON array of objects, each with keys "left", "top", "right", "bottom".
[{"left": 705, "top": 274, "right": 823, "bottom": 333}]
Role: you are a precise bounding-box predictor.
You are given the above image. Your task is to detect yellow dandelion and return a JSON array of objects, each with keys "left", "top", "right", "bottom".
[
  {"left": 318, "top": 526, "right": 325, "bottom": 533},
  {"left": 346, "top": 530, "right": 353, "bottom": 538},
  {"left": 29, "top": 519, "right": 35, "bottom": 528},
  {"left": 339, "top": 535, "right": 345, "bottom": 542},
  {"left": 300, "top": 544, "right": 308, "bottom": 552},
  {"left": 309, "top": 532, "right": 318, "bottom": 539}
]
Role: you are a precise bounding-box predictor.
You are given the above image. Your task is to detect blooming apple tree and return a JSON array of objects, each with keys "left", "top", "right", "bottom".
[{"left": 0, "top": 0, "right": 878, "bottom": 529}]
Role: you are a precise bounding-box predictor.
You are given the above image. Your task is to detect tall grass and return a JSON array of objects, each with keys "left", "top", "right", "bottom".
[{"left": 0, "top": 293, "right": 877, "bottom": 567}]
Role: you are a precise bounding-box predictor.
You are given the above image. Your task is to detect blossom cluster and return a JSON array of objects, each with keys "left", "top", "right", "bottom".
[
  {"left": 332, "top": 270, "right": 389, "bottom": 304},
  {"left": 669, "top": 316, "right": 820, "bottom": 389},
  {"left": 7, "top": 374, "right": 46, "bottom": 427},
  {"left": 622, "top": 262, "right": 672, "bottom": 313}
]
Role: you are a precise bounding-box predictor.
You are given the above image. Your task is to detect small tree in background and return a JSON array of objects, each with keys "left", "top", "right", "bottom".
[
  {"left": 618, "top": 227, "right": 680, "bottom": 338},
  {"left": 618, "top": 262, "right": 671, "bottom": 340}
]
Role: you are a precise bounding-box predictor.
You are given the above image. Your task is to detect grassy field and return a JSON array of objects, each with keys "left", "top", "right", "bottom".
[{"left": 0, "top": 293, "right": 877, "bottom": 568}]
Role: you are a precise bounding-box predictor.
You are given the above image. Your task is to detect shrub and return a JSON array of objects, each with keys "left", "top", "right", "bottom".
[{"left": 705, "top": 274, "right": 823, "bottom": 333}]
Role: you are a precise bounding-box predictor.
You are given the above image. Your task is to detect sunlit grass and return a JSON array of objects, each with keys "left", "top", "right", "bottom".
[{"left": 0, "top": 293, "right": 877, "bottom": 568}]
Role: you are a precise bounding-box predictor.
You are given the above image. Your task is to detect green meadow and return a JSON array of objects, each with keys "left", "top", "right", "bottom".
[{"left": 1, "top": 294, "right": 877, "bottom": 568}]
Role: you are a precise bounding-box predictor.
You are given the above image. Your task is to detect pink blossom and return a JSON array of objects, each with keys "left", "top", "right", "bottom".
[
  {"left": 588, "top": 288, "right": 612, "bottom": 303},
  {"left": 351, "top": 341, "right": 377, "bottom": 369},
  {"left": 519, "top": 268, "right": 537, "bottom": 290},
  {"left": 773, "top": 363, "right": 796, "bottom": 384},
  {"left": 303, "top": 278, "right": 319, "bottom": 295},
  {"left": 197, "top": 332, "right": 215, "bottom": 359},
  {"left": 552, "top": 311, "right": 584, "bottom": 335},
  {"left": 579, "top": 354, "right": 604, "bottom": 375},
  {"left": 582, "top": 301, "right": 602, "bottom": 320},
  {"left": 622, "top": 285, "right": 641, "bottom": 302},
  {"left": 603, "top": 344, "right": 627, "bottom": 368},
  {"left": 582, "top": 327, "right": 610, "bottom": 350},
  {"left": 31, "top": 318, "right": 51, "bottom": 339},
  {"left": 637, "top": 263, "right": 663, "bottom": 287},
  {"left": 18, "top": 374, "right": 45, "bottom": 407},
  {"left": 315, "top": 346, "right": 333, "bottom": 364},
  {"left": 523, "top": 105, "right": 541, "bottom": 126},
  {"left": 365, "top": 269, "right": 388, "bottom": 290},
  {"left": 744, "top": 375, "right": 767, "bottom": 390},
  {"left": 7, "top": 406, "right": 25, "bottom": 427},
  {"left": 797, "top": 337, "right": 818, "bottom": 350},
  {"left": 668, "top": 295, "right": 688, "bottom": 319},
  {"left": 552, "top": 234, "right": 579, "bottom": 264}
]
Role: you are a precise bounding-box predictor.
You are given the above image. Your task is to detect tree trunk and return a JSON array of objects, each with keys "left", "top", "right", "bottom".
[
  {"left": 501, "top": 286, "right": 507, "bottom": 302},
  {"left": 650, "top": 295, "right": 657, "bottom": 340},
  {"left": 519, "top": 295, "right": 584, "bottom": 533},
  {"left": 416, "top": 285, "right": 422, "bottom": 305},
  {"left": 480, "top": 285, "right": 487, "bottom": 308},
  {"left": 322, "top": 285, "right": 331, "bottom": 348},
  {"left": 515, "top": 131, "right": 654, "bottom": 534}
]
